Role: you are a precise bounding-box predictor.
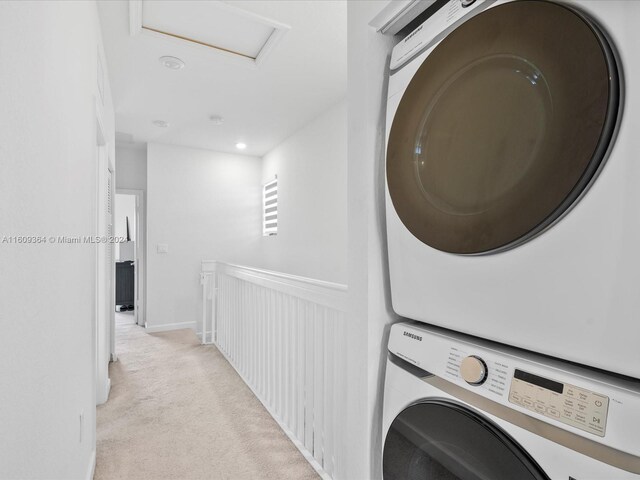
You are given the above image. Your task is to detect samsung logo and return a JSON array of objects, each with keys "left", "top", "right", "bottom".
[{"left": 403, "top": 331, "right": 422, "bottom": 342}]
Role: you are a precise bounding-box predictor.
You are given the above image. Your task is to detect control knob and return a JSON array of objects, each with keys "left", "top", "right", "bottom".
[{"left": 460, "top": 355, "right": 488, "bottom": 385}]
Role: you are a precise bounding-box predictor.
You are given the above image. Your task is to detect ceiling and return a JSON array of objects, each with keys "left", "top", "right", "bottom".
[{"left": 98, "top": 1, "right": 347, "bottom": 157}]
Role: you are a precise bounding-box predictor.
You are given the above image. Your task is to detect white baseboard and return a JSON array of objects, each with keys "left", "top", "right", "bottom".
[
  {"left": 145, "top": 321, "right": 196, "bottom": 333},
  {"left": 96, "top": 377, "right": 111, "bottom": 406},
  {"left": 85, "top": 449, "right": 96, "bottom": 480}
]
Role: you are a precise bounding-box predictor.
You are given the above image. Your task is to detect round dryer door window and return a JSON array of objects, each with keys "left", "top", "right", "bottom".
[
  {"left": 383, "top": 400, "right": 550, "bottom": 480},
  {"left": 386, "top": 0, "right": 619, "bottom": 254}
]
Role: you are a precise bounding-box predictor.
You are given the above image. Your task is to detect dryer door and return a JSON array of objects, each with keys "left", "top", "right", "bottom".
[
  {"left": 383, "top": 400, "right": 549, "bottom": 480},
  {"left": 386, "top": 0, "right": 619, "bottom": 255}
]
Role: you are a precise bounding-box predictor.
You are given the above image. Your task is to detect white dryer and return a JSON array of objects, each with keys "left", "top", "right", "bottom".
[
  {"left": 382, "top": 322, "right": 640, "bottom": 479},
  {"left": 384, "top": 0, "right": 640, "bottom": 378}
]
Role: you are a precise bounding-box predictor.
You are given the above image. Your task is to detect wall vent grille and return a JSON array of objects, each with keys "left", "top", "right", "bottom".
[{"left": 263, "top": 178, "right": 278, "bottom": 236}]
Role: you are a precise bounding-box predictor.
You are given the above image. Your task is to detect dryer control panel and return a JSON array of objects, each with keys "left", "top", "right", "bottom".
[
  {"left": 447, "top": 347, "right": 610, "bottom": 437},
  {"left": 445, "top": 347, "right": 610, "bottom": 437},
  {"left": 508, "top": 369, "right": 609, "bottom": 437},
  {"left": 445, "top": 346, "right": 511, "bottom": 397},
  {"left": 388, "top": 322, "right": 640, "bottom": 458},
  {"left": 390, "top": 0, "right": 487, "bottom": 70}
]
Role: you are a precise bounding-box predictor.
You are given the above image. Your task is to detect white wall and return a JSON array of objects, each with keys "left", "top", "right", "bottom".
[
  {"left": 146, "top": 143, "right": 263, "bottom": 331},
  {"left": 0, "top": 1, "right": 114, "bottom": 478},
  {"left": 259, "top": 101, "right": 347, "bottom": 284},
  {"left": 347, "top": 3, "right": 399, "bottom": 479},
  {"left": 115, "top": 145, "right": 147, "bottom": 191}
]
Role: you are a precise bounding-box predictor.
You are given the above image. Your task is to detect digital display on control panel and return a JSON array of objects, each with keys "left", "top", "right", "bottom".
[
  {"left": 513, "top": 369, "right": 563, "bottom": 394},
  {"left": 509, "top": 369, "right": 609, "bottom": 437}
]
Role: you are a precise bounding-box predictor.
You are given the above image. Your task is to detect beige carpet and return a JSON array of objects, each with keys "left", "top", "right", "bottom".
[{"left": 96, "top": 315, "right": 320, "bottom": 480}]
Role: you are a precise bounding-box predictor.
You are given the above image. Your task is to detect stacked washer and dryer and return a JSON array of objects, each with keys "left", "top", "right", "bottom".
[{"left": 382, "top": 0, "right": 640, "bottom": 478}]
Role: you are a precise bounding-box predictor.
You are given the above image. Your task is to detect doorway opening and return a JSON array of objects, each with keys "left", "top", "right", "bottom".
[{"left": 114, "top": 190, "right": 145, "bottom": 331}]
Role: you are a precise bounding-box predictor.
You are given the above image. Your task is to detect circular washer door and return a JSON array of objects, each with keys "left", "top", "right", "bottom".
[
  {"left": 383, "top": 400, "right": 550, "bottom": 480},
  {"left": 386, "top": 0, "right": 619, "bottom": 255}
]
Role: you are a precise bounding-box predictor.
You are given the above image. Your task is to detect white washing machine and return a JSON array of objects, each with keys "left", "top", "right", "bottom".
[
  {"left": 384, "top": 0, "right": 640, "bottom": 378},
  {"left": 382, "top": 322, "right": 640, "bottom": 479}
]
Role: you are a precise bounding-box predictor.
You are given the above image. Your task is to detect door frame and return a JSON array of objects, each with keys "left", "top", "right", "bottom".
[
  {"left": 95, "top": 98, "right": 114, "bottom": 405},
  {"left": 115, "top": 189, "right": 146, "bottom": 328}
]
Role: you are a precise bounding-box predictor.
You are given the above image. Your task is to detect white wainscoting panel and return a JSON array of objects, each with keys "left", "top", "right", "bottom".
[{"left": 201, "top": 261, "right": 348, "bottom": 480}]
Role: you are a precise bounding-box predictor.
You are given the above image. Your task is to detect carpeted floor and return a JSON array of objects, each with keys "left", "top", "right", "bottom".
[{"left": 95, "top": 314, "right": 319, "bottom": 480}]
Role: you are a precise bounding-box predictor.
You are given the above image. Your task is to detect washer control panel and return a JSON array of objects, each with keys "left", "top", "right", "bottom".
[
  {"left": 390, "top": 0, "right": 485, "bottom": 70},
  {"left": 445, "top": 347, "right": 610, "bottom": 437},
  {"left": 508, "top": 369, "right": 609, "bottom": 437},
  {"left": 446, "top": 347, "right": 510, "bottom": 397},
  {"left": 460, "top": 355, "right": 488, "bottom": 385},
  {"left": 389, "top": 322, "right": 640, "bottom": 456}
]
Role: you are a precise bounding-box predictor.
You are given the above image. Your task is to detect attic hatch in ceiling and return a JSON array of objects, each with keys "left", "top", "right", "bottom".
[{"left": 129, "top": 0, "right": 290, "bottom": 67}]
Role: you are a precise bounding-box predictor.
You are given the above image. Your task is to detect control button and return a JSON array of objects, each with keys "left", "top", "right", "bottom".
[
  {"left": 522, "top": 399, "right": 535, "bottom": 409},
  {"left": 595, "top": 400, "right": 603, "bottom": 408},
  {"left": 547, "top": 408, "right": 560, "bottom": 418},
  {"left": 461, "top": 0, "right": 476, "bottom": 7},
  {"left": 460, "top": 356, "right": 488, "bottom": 386},
  {"left": 588, "top": 421, "right": 604, "bottom": 433},
  {"left": 534, "top": 403, "right": 545, "bottom": 413}
]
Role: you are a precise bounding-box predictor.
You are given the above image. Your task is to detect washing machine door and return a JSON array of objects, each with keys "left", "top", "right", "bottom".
[
  {"left": 386, "top": 0, "right": 619, "bottom": 255},
  {"left": 383, "top": 400, "right": 549, "bottom": 480}
]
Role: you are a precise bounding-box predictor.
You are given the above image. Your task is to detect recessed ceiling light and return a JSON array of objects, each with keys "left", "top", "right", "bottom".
[
  {"left": 153, "top": 120, "right": 169, "bottom": 128},
  {"left": 159, "top": 56, "right": 185, "bottom": 70},
  {"left": 236, "top": 142, "right": 247, "bottom": 150},
  {"left": 209, "top": 115, "right": 224, "bottom": 125}
]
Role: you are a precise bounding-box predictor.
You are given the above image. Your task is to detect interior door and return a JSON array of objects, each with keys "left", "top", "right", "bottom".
[
  {"left": 383, "top": 400, "right": 550, "bottom": 480},
  {"left": 386, "top": 0, "right": 619, "bottom": 255}
]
